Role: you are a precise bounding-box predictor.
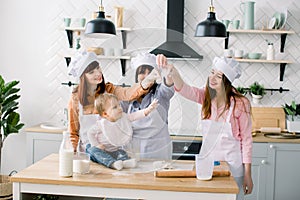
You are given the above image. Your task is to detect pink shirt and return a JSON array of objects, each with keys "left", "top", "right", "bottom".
[{"left": 175, "top": 83, "right": 253, "bottom": 163}]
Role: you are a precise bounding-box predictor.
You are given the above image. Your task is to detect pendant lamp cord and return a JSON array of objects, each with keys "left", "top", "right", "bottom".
[
  {"left": 100, "top": 0, "right": 103, "bottom": 7},
  {"left": 210, "top": 0, "right": 213, "bottom": 6}
]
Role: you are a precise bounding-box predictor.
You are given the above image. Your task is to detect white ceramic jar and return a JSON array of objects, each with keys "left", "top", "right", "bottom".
[{"left": 267, "top": 44, "right": 275, "bottom": 60}]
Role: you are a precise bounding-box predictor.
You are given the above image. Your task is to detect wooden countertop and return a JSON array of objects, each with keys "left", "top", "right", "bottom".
[
  {"left": 25, "top": 124, "right": 66, "bottom": 134},
  {"left": 25, "top": 124, "right": 300, "bottom": 144},
  {"left": 171, "top": 133, "right": 300, "bottom": 144},
  {"left": 252, "top": 132, "right": 300, "bottom": 143},
  {"left": 11, "top": 154, "right": 238, "bottom": 194}
]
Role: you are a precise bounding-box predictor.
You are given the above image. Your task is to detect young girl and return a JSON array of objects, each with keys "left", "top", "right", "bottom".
[
  {"left": 156, "top": 55, "right": 253, "bottom": 199},
  {"left": 87, "top": 93, "right": 158, "bottom": 170},
  {"left": 67, "top": 51, "right": 160, "bottom": 153}
]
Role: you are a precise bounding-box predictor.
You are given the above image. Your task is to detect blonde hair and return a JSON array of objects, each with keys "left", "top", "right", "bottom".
[{"left": 95, "top": 93, "right": 118, "bottom": 116}]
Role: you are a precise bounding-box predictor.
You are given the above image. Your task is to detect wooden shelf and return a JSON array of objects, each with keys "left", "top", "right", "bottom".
[
  {"left": 235, "top": 59, "right": 292, "bottom": 64},
  {"left": 63, "top": 27, "right": 132, "bottom": 76},
  {"left": 117, "top": 27, "right": 132, "bottom": 31},
  {"left": 96, "top": 55, "right": 130, "bottom": 60},
  {"left": 225, "top": 29, "right": 294, "bottom": 81},
  {"left": 227, "top": 29, "right": 295, "bottom": 34},
  {"left": 64, "top": 27, "right": 132, "bottom": 32},
  {"left": 65, "top": 27, "right": 85, "bottom": 31},
  {"left": 235, "top": 58, "right": 291, "bottom": 81}
]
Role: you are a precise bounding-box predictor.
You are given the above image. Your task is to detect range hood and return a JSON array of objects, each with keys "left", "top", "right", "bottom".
[{"left": 150, "top": 0, "right": 203, "bottom": 60}]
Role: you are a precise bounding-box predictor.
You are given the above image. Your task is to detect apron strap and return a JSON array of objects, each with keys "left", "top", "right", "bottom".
[
  {"left": 226, "top": 101, "right": 235, "bottom": 123},
  {"left": 79, "top": 103, "right": 83, "bottom": 115}
]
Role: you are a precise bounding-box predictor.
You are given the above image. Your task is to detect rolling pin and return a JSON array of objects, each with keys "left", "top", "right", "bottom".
[
  {"left": 154, "top": 169, "right": 230, "bottom": 178},
  {"left": 253, "top": 127, "right": 282, "bottom": 133}
]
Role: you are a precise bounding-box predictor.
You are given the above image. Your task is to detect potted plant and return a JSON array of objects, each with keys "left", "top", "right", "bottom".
[
  {"left": 0, "top": 75, "right": 24, "bottom": 198},
  {"left": 283, "top": 101, "right": 300, "bottom": 132},
  {"left": 236, "top": 86, "right": 247, "bottom": 96},
  {"left": 249, "top": 81, "right": 266, "bottom": 104}
]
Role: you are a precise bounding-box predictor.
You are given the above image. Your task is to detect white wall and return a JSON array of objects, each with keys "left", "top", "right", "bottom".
[{"left": 0, "top": 0, "right": 300, "bottom": 172}]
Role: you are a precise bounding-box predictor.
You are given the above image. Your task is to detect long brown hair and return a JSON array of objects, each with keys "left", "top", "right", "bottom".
[
  {"left": 72, "top": 61, "right": 106, "bottom": 106},
  {"left": 202, "top": 75, "right": 248, "bottom": 119}
]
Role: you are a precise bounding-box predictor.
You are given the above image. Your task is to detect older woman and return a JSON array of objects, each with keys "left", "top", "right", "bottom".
[{"left": 121, "top": 52, "right": 174, "bottom": 160}]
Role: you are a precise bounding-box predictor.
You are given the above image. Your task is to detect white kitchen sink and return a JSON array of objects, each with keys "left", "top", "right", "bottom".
[{"left": 40, "top": 122, "right": 66, "bottom": 130}]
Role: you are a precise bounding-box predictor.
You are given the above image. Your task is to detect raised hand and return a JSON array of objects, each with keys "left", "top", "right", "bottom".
[
  {"left": 144, "top": 98, "right": 159, "bottom": 116},
  {"left": 141, "top": 68, "right": 161, "bottom": 89}
]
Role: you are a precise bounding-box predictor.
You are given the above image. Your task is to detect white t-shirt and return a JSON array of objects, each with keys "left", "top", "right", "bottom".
[{"left": 87, "top": 111, "right": 145, "bottom": 152}]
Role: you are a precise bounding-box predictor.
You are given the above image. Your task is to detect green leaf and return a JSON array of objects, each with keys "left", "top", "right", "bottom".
[
  {"left": 2, "top": 101, "right": 18, "bottom": 116},
  {"left": 2, "top": 106, "right": 18, "bottom": 119},
  {"left": 3, "top": 112, "right": 23, "bottom": 136},
  {"left": 2, "top": 80, "right": 19, "bottom": 94},
  {"left": 3, "top": 88, "right": 20, "bottom": 100},
  {"left": 3, "top": 94, "right": 20, "bottom": 107},
  {"left": 0, "top": 76, "right": 24, "bottom": 138}
]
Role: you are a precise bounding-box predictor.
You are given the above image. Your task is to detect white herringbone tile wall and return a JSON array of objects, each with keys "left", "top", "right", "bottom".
[{"left": 1, "top": 0, "right": 299, "bottom": 134}]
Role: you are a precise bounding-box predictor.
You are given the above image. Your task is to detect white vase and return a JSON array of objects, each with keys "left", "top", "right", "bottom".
[
  {"left": 251, "top": 93, "right": 262, "bottom": 104},
  {"left": 286, "top": 119, "right": 300, "bottom": 133}
]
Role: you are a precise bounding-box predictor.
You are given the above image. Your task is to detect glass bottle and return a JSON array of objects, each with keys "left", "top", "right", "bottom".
[
  {"left": 59, "top": 131, "right": 73, "bottom": 177},
  {"left": 267, "top": 43, "right": 275, "bottom": 60}
]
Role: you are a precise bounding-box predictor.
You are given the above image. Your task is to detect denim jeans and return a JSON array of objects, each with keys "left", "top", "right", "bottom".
[{"left": 86, "top": 144, "right": 129, "bottom": 168}]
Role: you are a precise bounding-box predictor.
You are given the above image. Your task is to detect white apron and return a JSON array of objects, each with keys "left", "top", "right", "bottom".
[
  {"left": 78, "top": 104, "right": 98, "bottom": 152},
  {"left": 200, "top": 102, "right": 243, "bottom": 178}
]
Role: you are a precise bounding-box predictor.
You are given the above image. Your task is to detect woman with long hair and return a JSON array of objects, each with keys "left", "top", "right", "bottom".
[
  {"left": 67, "top": 51, "right": 159, "bottom": 152},
  {"left": 157, "top": 55, "right": 253, "bottom": 200}
]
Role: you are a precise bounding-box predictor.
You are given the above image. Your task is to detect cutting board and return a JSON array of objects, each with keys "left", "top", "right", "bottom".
[
  {"left": 154, "top": 161, "right": 230, "bottom": 178},
  {"left": 251, "top": 107, "right": 286, "bottom": 131}
]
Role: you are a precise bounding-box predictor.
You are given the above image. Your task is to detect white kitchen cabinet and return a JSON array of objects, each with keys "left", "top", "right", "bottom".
[
  {"left": 246, "top": 142, "right": 300, "bottom": 200},
  {"left": 266, "top": 143, "right": 300, "bottom": 200},
  {"left": 245, "top": 143, "right": 268, "bottom": 200},
  {"left": 26, "top": 131, "right": 63, "bottom": 166}
]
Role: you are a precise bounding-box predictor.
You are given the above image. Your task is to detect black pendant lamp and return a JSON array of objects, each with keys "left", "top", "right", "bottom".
[
  {"left": 195, "top": 0, "right": 226, "bottom": 37},
  {"left": 85, "top": 0, "right": 116, "bottom": 38}
]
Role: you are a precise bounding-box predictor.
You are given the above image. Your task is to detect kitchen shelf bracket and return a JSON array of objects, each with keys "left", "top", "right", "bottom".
[
  {"left": 280, "top": 63, "right": 286, "bottom": 81},
  {"left": 280, "top": 33, "right": 287, "bottom": 53},
  {"left": 120, "top": 59, "right": 126, "bottom": 76},
  {"left": 224, "top": 32, "right": 230, "bottom": 49},
  {"left": 65, "top": 57, "right": 71, "bottom": 66},
  {"left": 121, "top": 30, "right": 127, "bottom": 49},
  {"left": 65, "top": 30, "right": 73, "bottom": 48}
]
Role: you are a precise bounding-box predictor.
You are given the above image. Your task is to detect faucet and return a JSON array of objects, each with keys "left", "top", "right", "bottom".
[{"left": 61, "top": 108, "right": 68, "bottom": 127}]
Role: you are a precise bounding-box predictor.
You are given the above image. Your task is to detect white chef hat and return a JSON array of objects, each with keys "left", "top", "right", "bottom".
[
  {"left": 68, "top": 51, "right": 99, "bottom": 78},
  {"left": 131, "top": 52, "right": 157, "bottom": 69},
  {"left": 212, "top": 57, "right": 241, "bottom": 83}
]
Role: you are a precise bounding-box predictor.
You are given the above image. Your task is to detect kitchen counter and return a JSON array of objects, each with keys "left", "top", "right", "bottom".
[
  {"left": 27, "top": 125, "right": 300, "bottom": 144},
  {"left": 25, "top": 124, "right": 66, "bottom": 134},
  {"left": 171, "top": 133, "right": 300, "bottom": 144},
  {"left": 252, "top": 132, "right": 300, "bottom": 143},
  {"left": 11, "top": 154, "right": 238, "bottom": 200}
]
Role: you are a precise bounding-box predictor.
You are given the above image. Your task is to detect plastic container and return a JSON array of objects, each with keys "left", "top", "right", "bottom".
[
  {"left": 59, "top": 131, "right": 74, "bottom": 177},
  {"left": 195, "top": 154, "right": 214, "bottom": 180},
  {"left": 267, "top": 43, "right": 275, "bottom": 60}
]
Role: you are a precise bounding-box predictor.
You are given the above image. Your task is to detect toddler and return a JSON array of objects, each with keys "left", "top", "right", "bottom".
[{"left": 87, "top": 93, "right": 158, "bottom": 170}]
